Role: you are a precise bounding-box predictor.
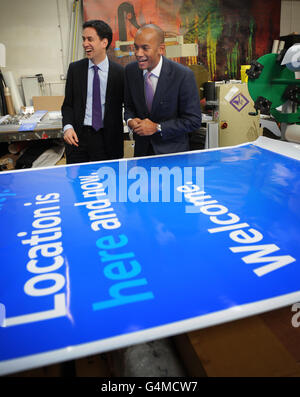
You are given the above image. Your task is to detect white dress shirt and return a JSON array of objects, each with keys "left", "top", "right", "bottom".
[
  {"left": 143, "top": 55, "right": 163, "bottom": 94},
  {"left": 126, "top": 55, "right": 163, "bottom": 132}
]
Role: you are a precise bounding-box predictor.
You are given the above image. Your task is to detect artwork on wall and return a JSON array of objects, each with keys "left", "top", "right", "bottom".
[{"left": 83, "top": 0, "right": 281, "bottom": 81}]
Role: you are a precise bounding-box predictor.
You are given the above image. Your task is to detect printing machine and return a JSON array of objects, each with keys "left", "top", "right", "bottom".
[{"left": 247, "top": 41, "right": 300, "bottom": 144}]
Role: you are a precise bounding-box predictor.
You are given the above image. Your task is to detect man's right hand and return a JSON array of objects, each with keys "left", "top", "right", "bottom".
[
  {"left": 63, "top": 128, "right": 79, "bottom": 147},
  {"left": 128, "top": 118, "right": 142, "bottom": 132}
]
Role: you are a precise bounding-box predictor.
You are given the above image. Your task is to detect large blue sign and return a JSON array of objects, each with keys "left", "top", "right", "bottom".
[{"left": 1, "top": 137, "right": 300, "bottom": 375}]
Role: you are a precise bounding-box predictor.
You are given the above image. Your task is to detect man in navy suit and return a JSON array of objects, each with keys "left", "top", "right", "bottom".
[
  {"left": 62, "top": 20, "right": 124, "bottom": 164},
  {"left": 124, "top": 24, "right": 202, "bottom": 157}
]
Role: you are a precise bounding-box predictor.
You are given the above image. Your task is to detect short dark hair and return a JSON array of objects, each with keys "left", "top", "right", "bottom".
[{"left": 82, "top": 20, "right": 113, "bottom": 50}]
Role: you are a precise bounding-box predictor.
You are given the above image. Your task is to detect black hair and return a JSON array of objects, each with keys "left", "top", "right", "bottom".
[{"left": 82, "top": 20, "right": 113, "bottom": 50}]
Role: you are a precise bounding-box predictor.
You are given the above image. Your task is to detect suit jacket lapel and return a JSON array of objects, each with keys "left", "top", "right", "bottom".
[
  {"left": 151, "top": 56, "right": 170, "bottom": 115},
  {"left": 105, "top": 60, "right": 114, "bottom": 120},
  {"left": 81, "top": 58, "right": 88, "bottom": 112},
  {"left": 136, "top": 66, "right": 147, "bottom": 113}
]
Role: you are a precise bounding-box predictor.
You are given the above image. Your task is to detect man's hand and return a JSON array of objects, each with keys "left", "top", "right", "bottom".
[
  {"left": 64, "top": 128, "right": 79, "bottom": 147},
  {"left": 133, "top": 118, "right": 158, "bottom": 136},
  {"left": 128, "top": 118, "right": 142, "bottom": 131}
]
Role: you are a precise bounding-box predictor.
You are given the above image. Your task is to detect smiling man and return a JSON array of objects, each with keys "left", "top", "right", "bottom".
[
  {"left": 124, "top": 24, "right": 202, "bottom": 157},
  {"left": 62, "top": 20, "right": 124, "bottom": 164}
]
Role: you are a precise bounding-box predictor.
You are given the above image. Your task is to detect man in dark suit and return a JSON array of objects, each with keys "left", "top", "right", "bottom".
[
  {"left": 124, "top": 24, "right": 202, "bottom": 157},
  {"left": 62, "top": 20, "right": 124, "bottom": 164}
]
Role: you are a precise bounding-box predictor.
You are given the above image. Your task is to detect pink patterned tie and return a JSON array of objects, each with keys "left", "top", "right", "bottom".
[{"left": 144, "top": 71, "right": 154, "bottom": 112}]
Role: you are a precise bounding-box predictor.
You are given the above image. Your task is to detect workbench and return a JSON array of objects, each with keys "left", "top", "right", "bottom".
[{"left": 0, "top": 119, "right": 63, "bottom": 143}]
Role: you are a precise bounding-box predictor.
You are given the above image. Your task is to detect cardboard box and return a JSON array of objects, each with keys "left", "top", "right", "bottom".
[
  {"left": 174, "top": 307, "right": 300, "bottom": 377},
  {"left": 33, "top": 96, "right": 64, "bottom": 112}
]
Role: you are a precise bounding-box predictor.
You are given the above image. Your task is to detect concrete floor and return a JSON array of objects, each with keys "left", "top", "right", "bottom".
[{"left": 110, "top": 337, "right": 188, "bottom": 377}]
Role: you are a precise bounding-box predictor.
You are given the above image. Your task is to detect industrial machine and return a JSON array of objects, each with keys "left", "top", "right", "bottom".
[
  {"left": 246, "top": 39, "right": 300, "bottom": 144},
  {"left": 216, "top": 82, "right": 262, "bottom": 147},
  {"left": 199, "top": 80, "right": 262, "bottom": 149}
]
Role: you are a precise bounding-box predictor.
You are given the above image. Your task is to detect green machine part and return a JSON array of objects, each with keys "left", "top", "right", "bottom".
[{"left": 247, "top": 53, "right": 300, "bottom": 124}]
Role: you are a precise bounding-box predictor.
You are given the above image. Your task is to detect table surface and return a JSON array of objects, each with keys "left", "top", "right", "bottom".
[{"left": 0, "top": 120, "right": 63, "bottom": 142}]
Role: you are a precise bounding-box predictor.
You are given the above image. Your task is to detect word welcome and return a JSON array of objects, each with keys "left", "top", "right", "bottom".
[{"left": 177, "top": 183, "right": 296, "bottom": 277}]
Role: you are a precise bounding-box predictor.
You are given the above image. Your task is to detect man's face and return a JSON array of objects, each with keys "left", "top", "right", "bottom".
[
  {"left": 82, "top": 27, "right": 107, "bottom": 64},
  {"left": 134, "top": 28, "right": 164, "bottom": 71}
]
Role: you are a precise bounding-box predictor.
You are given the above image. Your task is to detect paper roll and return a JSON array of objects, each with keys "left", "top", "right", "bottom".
[
  {"left": 4, "top": 87, "right": 15, "bottom": 115},
  {"left": 271, "top": 40, "right": 279, "bottom": 54},
  {"left": 285, "top": 124, "right": 300, "bottom": 143},
  {"left": 2, "top": 70, "right": 24, "bottom": 114},
  {"left": 278, "top": 41, "right": 285, "bottom": 53}
]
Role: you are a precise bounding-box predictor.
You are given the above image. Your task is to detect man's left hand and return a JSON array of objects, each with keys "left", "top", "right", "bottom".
[{"left": 133, "top": 119, "right": 158, "bottom": 136}]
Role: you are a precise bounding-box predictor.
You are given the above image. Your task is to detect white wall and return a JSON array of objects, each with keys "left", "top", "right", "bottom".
[
  {"left": 281, "top": 0, "right": 300, "bottom": 35},
  {"left": 0, "top": 0, "right": 83, "bottom": 97},
  {"left": 0, "top": 0, "right": 299, "bottom": 101}
]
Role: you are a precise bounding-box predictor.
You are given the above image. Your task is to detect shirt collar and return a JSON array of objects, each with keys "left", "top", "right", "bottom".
[
  {"left": 89, "top": 56, "right": 109, "bottom": 71},
  {"left": 143, "top": 55, "right": 163, "bottom": 78}
]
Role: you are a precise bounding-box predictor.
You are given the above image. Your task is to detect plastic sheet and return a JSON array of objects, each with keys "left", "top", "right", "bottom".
[
  {"left": 0, "top": 136, "right": 300, "bottom": 375},
  {"left": 2, "top": 70, "right": 24, "bottom": 114}
]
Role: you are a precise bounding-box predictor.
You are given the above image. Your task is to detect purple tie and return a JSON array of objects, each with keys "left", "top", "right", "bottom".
[
  {"left": 92, "top": 65, "right": 103, "bottom": 131},
  {"left": 145, "top": 71, "right": 154, "bottom": 112}
]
